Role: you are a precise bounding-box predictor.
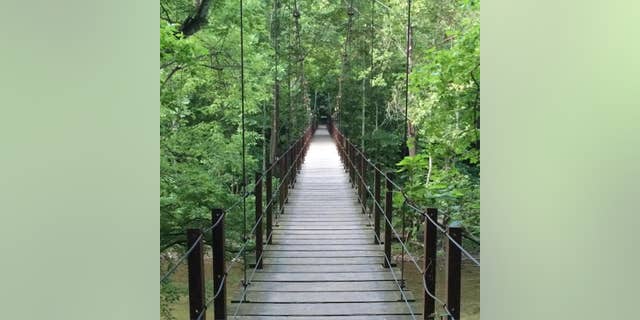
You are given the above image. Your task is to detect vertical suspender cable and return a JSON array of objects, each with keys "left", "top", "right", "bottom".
[
  {"left": 369, "top": 0, "right": 378, "bottom": 131},
  {"left": 340, "top": 0, "right": 355, "bottom": 133},
  {"left": 361, "top": 76, "right": 365, "bottom": 151},
  {"left": 239, "top": 0, "right": 248, "bottom": 285},
  {"left": 371, "top": 0, "right": 378, "bottom": 131},
  {"left": 271, "top": 0, "right": 281, "bottom": 164},
  {"left": 287, "top": 0, "right": 292, "bottom": 145},
  {"left": 403, "top": 0, "right": 411, "bottom": 156},
  {"left": 400, "top": 0, "right": 412, "bottom": 289}
]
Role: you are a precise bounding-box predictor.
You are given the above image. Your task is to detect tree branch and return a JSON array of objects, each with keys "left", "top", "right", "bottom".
[
  {"left": 161, "top": 65, "right": 183, "bottom": 89},
  {"left": 160, "top": 2, "right": 174, "bottom": 24}
]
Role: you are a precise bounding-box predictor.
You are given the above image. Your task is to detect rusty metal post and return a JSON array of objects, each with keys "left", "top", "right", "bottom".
[
  {"left": 254, "top": 172, "right": 263, "bottom": 269},
  {"left": 290, "top": 144, "right": 296, "bottom": 187},
  {"left": 352, "top": 145, "right": 357, "bottom": 188},
  {"left": 373, "top": 169, "right": 381, "bottom": 244},
  {"left": 355, "top": 151, "right": 361, "bottom": 201},
  {"left": 211, "top": 209, "right": 226, "bottom": 319},
  {"left": 290, "top": 145, "right": 296, "bottom": 186},
  {"left": 299, "top": 142, "right": 303, "bottom": 167},
  {"left": 277, "top": 157, "right": 284, "bottom": 217},
  {"left": 349, "top": 143, "right": 355, "bottom": 186},
  {"left": 293, "top": 141, "right": 298, "bottom": 175},
  {"left": 383, "top": 176, "right": 393, "bottom": 268},
  {"left": 354, "top": 150, "right": 359, "bottom": 195},
  {"left": 284, "top": 151, "right": 289, "bottom": 203},
  {"left": 266, "top": 164, "right": 273, "bottom": 244},
  {"left": 297, "top": 139, "right": 302, "bottom": 172},
  {"left": 360, "top": 155, "right": 366, "bottom": 214},
  {"left": 186, "top": 229, "right": 205, "bottom": 320},
  {"left": 292, "top": 142, "right": 298, "bottom": 185},
  {"left": 423, "top": 208, "right": 438, "bottom": 319},
  {"left": 346, "top": 139, "right": 351, "bottom": 176},
  {"left": 446, "top": 222, "right": 463, "bottom": 320}
]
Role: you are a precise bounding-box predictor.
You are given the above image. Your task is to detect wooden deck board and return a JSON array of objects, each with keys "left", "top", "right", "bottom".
[
  {"left": 266, "top": 244, "right": 382, "bottom": 251},
  {"left": 233, "top": 291, "right": 414, "bottom": 303},
  {"left": 263, "top": 257, "right": 384, "bottom": 265},
  {"left": 251, "top": 272, "right": 395, "bottom": 282},
  {"left": 259, "top": 264, "right": 392, "bottom": 272},
  {"left": 231, "top": 302, "right": 418, "bottom": 316},
  {"left": 232, "top": 125, "right": 416, "bottom": 318},
  {"left": 231, "top": 316, "right": 418, "bottom": 320},
  {"left": 246, "top": 281, "right": 402, "bottom": 292}
]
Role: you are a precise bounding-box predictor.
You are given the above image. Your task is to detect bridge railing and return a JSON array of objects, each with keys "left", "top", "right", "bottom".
[
  {"left": 327, "top": 120, "right": 479, "bottom": 320},
  {"left": 160, "top": 121, "right": 317, "bottom": 320}
]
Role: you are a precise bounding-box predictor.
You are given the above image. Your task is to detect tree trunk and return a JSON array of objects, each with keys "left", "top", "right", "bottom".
[
  {"left": 293, "top": 2, "right": 308, "bottom": 130},
  {"left": 269, "top": 0, "right": 281, "bottom": 164},
  {"left": 179, "top": 0, "right": 212, "bottom": 37}
]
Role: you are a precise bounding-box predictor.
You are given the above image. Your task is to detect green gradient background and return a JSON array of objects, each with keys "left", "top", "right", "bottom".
[
  {"left": 483, "top": 0, "right": 640, "bottom": 319},
  {"left": 0, "top": 0, "right": 638, "bottom": 319},
  {"left": 0, "top": 0, "right": 159, "bottom": 319}
]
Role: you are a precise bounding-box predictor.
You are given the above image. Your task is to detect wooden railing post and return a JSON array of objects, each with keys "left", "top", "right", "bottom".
[
  {"left": 383, "top": 175, "right": 393, "bottom": 268},
  {"left": 349, "top": 143, "right": 355, "bottom": 186},
  {"left": 284, "top": 151, "right": 290, "bottom": 202},
  {"left": 291, "top": 146, "right": 296, "bottom": 186},
  {"left": 277, "top": 156, "right": 284, "bottom": 217},
  {"left": 354, "top": 151, "right": 360, "bottom": 198},
  {"left": 297, "top": 140, "right": 302, "bottom": 172},
  {"left": 266, "top": 164, "right": 273, "bottom": 244},
  {"left": 424, "top": 208, "right": 438, "bottom": 320},
  {"left": 346, "top": 139, "right": 351, "bottom": 176},
  {"left": 446, "top": 222, "right": 463, "bottom": 320},
  {"left": 373, "top": 169, "right": 381, "bottom": 244},
  {"left": 254, "top": 172, "right": 263, "bottom": 269},
  {"left": 291, "top": 143, "right": 297, "bottom": 186},
  {"left": 211, "top": 208, "right": 226, "bottom": 319},
  {"left": 186, "top": 229, "right": 205, "bottom": 320},
  {"left": 360, "top": 155, "right": 366, "bottom": 215},
  {"left": 347, "top": 140, "right": 352, "bottom": 180},
  {"left": 342, "top": 135, "right": 346, "bottom": 157}
]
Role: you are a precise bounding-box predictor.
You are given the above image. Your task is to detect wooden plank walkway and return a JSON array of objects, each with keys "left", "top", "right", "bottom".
[{"left": 231, "top": 125, "right": 418, "bottom": 319}]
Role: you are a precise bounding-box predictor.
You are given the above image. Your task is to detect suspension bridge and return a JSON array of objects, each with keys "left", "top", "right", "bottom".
[{"left": 160, "top": 122, "right": 479, "bottom": 320}]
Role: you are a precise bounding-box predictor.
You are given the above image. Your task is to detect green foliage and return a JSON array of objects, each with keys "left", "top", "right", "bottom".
[
  {"left": 160, "top": 1, "right": 479, "bottom": 316},
  {"left": 401, "top": 2, "right": 480, "bottom": 239},
  {"left": 160, "top": 0, "right": 268, "bottom": 253},
  {"left": 160, "top": 282, "right": 180, "bottom": 320}
]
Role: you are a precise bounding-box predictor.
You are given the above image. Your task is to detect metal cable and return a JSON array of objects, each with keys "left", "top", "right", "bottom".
[
  {"left": 362, "top": 203, "right": 450, "bottom": 320},
  {"left": 193, "top": 273, "right": 227, "bottom": 320},
  {"left": 239, "top": 0, "right": 248, "bottom": 285},
  {"left": 336, "top": 142, "right": 452, "bottom": 319},
  {"left": 163, "top": 127, "right": 312, "bottom": 320},
  {"left": 202, "top": 210, "right": 227, "bottom": 234},
  {"left": 405, "top": 200, "right": 480, "bottom": 267},
  {"left": 333, "top": 128, "right": 481, "bottom": 267},
  {"left": 421, "top": 275, "right": 456, "bottom": 320},
  {"left": 224, "top": 132, "right": 313, "bottom": 275},
  {"left": 403, "top": 0, "right": 411, "bottom": 151},
  {"left": 231, "top": 135, "right": 313, "bottom": 318},
  {"left": 161, "top": 192, "right": 249, "bottom": 283},
  {"left": 379, "top": 236, "right": 417, "bottom": 320},
  {"left": 160, "top": 233, "right": 204, "bottom": 283},
  {"left": 339, "top": 143, "right": 424, "bottom": 273},
  {"left": 231, "top": 230, "right": 275, "bottom": 318},
  {"left": 340, "top": 151, "right": 461, "bottom": 319}
]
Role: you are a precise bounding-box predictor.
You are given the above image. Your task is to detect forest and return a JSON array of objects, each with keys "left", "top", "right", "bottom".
[{"left": 160, "top": 0, "right": 479, "bottom": 318}]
